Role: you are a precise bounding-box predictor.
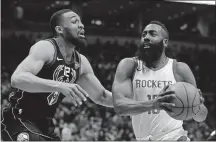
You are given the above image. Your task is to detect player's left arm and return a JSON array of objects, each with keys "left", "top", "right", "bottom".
[
  {"left": 176, "top": 62, "right": 208, "bottom": 122},
  {"left": 76, "top": 54, "right": 113, "bottom": 107}
]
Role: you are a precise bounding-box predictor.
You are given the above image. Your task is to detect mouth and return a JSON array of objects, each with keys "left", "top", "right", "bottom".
[
  {"left": 143, "top": 43, "right": 150, "bottom": 49},
  {"left": 78, "top": 30, "right": 85, "bottom": 38}
]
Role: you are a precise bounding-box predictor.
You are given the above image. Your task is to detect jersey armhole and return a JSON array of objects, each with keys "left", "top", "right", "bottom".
[
  {"left": 44, "top": 39, "right": 57, "bottom": 68},
  {"left": 77, "top": 51, "right": 81, "bottom": 81},
  {"left": 131, "top": 57, "right": 138, "bottom": 81},
  {"left": 172, "top": 59, "right": 179, "bottom": 82}
]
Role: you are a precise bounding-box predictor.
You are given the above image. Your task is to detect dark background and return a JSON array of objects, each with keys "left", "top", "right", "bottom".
[{"left": 1, "top": 0, "right": 216, "bottom": 140}]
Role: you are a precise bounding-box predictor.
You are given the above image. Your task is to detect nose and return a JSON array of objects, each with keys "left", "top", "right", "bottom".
[
  {"left": 144, "top": 35, "right": 150, "bottom": 43},
  {"left": 79, "top": 22, "right": 84, "bottom": 29}
]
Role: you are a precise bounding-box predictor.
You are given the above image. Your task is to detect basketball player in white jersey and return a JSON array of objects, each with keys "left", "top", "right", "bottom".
[{"left": 112, "top": 21, "right": 208, "bottom": 141}]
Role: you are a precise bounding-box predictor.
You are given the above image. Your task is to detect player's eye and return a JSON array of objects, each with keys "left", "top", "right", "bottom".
[
  {"left": 150, "top": 32, "right": 157, "bottom": 37},
  {"left": 71, "top": 19, "right": 78, "bottom": 24},
  {"left": 141, "top": 32, "right": 146, "bottom": 37}
]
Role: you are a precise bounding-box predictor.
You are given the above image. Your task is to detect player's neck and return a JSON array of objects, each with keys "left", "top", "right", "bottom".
[
  {"left": 55, "top": 37, "right": 75, "bottom": 61},
  {"left": 146, "top": 52, "right": 168, "bottom": 70}
]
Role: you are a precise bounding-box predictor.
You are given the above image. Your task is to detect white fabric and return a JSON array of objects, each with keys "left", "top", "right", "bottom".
[{"left": 132, "top": 58, "right": 188, "bottom": 140}]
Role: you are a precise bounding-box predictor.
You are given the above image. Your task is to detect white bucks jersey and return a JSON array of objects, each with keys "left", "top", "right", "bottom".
[{"left": 132, "top": 58, "right": 183, "bottom": 139}]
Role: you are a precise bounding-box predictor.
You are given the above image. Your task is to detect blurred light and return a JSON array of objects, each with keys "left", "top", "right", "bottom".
[
  {"left": 46, "top": 6, "right": 50, "bottom": 10},
  {"left": 82, "top": 2, "right": 88, "bottom": 7},
  {"left": 168, "top": 16, "right": 172, "bottom": 20},
  {"left": 120, "top": 5, "right": 124, "bottom": 9},
  {"left": 14, "top": 6, "right": 24, "bottom": 20},
  {"left": 180, "top": 23, "right": 188, "bottom": 30},
  {"left": 129, "top": 1, "right": 133, "bottom": 5},
  {"left": 166, "top": 0, "right": 215, "bottom": 5},
  {"left": 156, "top": 3, "right": 161, "bottom": 7},
  {"left": 108, "top": 11, "right": 112, "bottom": 15},
  {"left": 116, "top": 22, "right": 120, "bottom": 26},
  {"left": 130, "top": 23, "right": 134, "bottom": 28},
  {"left": 13, "top": 1, "right": 18, "bottom": 5},
  {"left": 55, "top": 1, "right": 60, "bottom": 4},
  {"left": 51, "top": 3, "right": 55, "bottom": 7},
  {"left": 181, "top": 11, "right": 185, "bottom": 15},
  {"left": 91, "top": 20, "right": 95, "bottom": 24},
  {"left": 210, "top": 130, "right": 216, "bottom": 136},
  {"left": 146, "top": 8, "right": 151, "bottom": 12},
  {"left": 192, "top": 28, "right": 197, "bottom": 32},
  {"left": 63, "top": 1, "right": 70, "bottom": 5},
  {"left": 95, "top": 20, "right": 102, "bottom": 26},
  {"left": 192, "top": 6, "right": 196, "bottom": 11},
  {"left": 114, "top": 9, "right": 117, "bottom": 13},
  {"left": 174, "top": 14, "right": 179, "bottom": 18}
]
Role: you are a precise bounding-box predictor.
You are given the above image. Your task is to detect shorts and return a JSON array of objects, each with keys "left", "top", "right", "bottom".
[{"left": 1, "top": 107, "right": 60, "bottom": 141}]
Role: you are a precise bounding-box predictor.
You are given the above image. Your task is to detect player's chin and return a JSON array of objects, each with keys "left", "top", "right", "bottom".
[{"left": 77, "top": 37, "right": 88, "bottom": 48}]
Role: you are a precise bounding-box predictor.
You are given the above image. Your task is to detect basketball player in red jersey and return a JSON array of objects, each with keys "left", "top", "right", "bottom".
[
  {"left": 112, "top": 21, "right": 208, "bottom": 140},
  {"left": 1, "top": 9, "right": 113, "bottom": 141}
]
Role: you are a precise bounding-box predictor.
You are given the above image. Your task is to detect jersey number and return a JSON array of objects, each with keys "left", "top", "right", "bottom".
[{"left": 147, "top": 95, "right": 160, "bottom": 114}]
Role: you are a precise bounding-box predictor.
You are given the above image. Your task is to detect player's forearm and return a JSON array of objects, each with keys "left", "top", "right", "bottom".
[
  {"left": 11, "top": 72, "right": 62, "bottom": 93},
  {"left": 114, "top": 95, "right": 155, "bottom": 116},
  {"left": 97, "top": 90, "right": 113, "bottom": 108}
]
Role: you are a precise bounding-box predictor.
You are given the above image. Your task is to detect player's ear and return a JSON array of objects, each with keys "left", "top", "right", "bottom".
[
  {"left": 55, "top": 26, "right": 63, "bottom": 34},
  {"left": 163, "top": 39, "right": 168, "bottom": 48}
]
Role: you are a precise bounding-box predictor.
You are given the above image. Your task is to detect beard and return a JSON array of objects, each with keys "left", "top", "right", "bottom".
[
  {"left": 64, "top": 29, "right": 88, "bottom": 50},
  {"left": 136, "top": 40, "right": 164, "bottom": 62}
]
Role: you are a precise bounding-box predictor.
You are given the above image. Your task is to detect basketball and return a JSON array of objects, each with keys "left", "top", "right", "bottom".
[{"left": 166, "top": 82, "right": 201, "bottom": 120}]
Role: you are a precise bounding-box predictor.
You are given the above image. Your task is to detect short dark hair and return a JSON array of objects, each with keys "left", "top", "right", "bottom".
[
  {"left": 50, "top": 9, "right": 72, "bottom": 35},
  {"left": 149, "top": 20, "right": 169, "bottom": 40}
]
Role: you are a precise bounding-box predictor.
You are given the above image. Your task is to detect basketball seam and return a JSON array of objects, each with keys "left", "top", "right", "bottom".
[
  {"left": 170, "top": 94, "right": 184, "bottom": 117},
  {"left": 192, "top": 90, "right": 198, "bottom": 107},
  {"left": 169, "top": 83, "right": 201, "bottom": 119},
  {"left": 183, "top": 84, "right": 189, "bottom": 120},
  {"left": 192, "top": 90, "right": 199, "bottom": 114},
  {"left": 171, "top": 103, "right": 201, "bottom": 108}
]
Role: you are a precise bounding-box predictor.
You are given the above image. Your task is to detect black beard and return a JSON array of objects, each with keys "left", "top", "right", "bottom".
[
  {"left": 136, "top": 41, "right": 164, "bottom": 62},
  {"left": 71, "top": 37, "right": 87, "bottom": 51},
  {"left": 64, "top": 30, "right": 88, "bottom": 51}
]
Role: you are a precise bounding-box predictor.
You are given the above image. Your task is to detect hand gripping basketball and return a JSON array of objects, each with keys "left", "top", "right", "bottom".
[
  {"left": 154, "top": 85, "right": 176, "bottom": 114},
  {"left": 162, "top": 82, "right": 206, "bottom": 121},
  {"left": 198, "top": 89, "right": 205, "bottom": 103}
]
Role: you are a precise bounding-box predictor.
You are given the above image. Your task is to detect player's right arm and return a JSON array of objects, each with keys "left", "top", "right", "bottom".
[
  {"left": 112, "top": 58, "right": 175, "bottom": 116},
  {"left": 11, "top": 40, "right": 58, "bottom": 92},
  {"left": 11, "top": 40, "right": 88, "bottom": 106}
]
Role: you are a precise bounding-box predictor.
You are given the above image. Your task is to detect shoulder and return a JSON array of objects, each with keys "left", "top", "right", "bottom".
[
  {"left": 29, "top": 40, "right": 55, "bottom": 63},
  {"left": 30, "top": 40, "right": 55, "bottom": 56},
  {"left": 80, "top": 54, "right": 91, "bottom": 68},
  {"left": 79, "top": 54, "right": 93, "bottom": 74},
  {"left": 118, "top": 57, "right": 136, "bottom": 68},
  {"left": 116, "top": 57, "right": 137, "bottom": 77},
  {"left": 79, "top": 54, "right": 89, "bottom": 63},
  {"left": 174, "top": 61, "right": 196, "bottom": 86},
  {"left": 175, "top": 61, "right": 191, "bottom": 75}
]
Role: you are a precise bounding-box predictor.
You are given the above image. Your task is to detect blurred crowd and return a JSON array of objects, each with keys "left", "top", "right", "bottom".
[{"left": 1, "top": 33, "right": 216, "bottom": 141}]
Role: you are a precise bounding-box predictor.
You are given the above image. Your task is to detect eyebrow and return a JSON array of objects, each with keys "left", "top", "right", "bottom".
[
  {"left": 143, "top": 30, "right": 157, "bottom": 33},
  {"left": 70, "top": 16, "right": 77, "bottom": 19}
]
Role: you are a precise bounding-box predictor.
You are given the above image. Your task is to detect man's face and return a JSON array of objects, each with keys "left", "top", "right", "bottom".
[
  {"left": 59, "top": 11, "right": 87, "bottom": 47},
  {"left": 139, "top": 24, "right": 165, "bottom": 61}
]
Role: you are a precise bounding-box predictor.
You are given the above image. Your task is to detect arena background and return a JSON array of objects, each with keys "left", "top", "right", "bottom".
[{"left": 1, "top": 0, "right": 216, "bottom": 141}]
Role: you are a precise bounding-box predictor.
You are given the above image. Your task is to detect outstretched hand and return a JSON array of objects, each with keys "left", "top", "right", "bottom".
[{"left": 60, "top": 83, "right": 89, "bottom": 107}]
